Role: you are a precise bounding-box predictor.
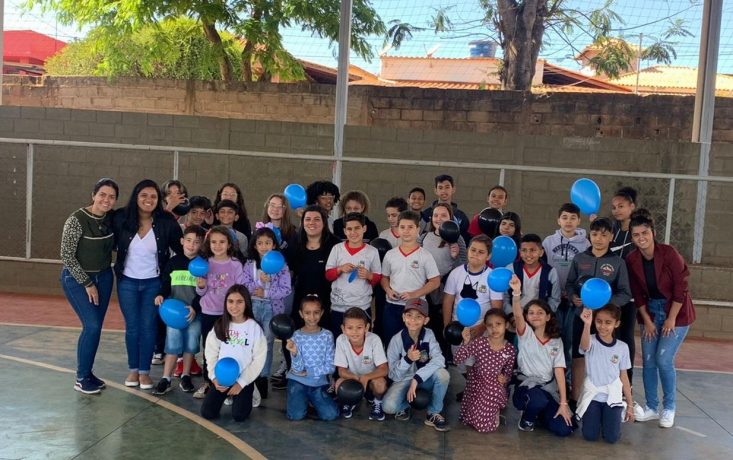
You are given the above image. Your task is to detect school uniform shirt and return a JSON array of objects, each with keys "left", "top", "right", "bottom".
[
  {"left": 516, "top": 325, "right": 565, "bottom": 400},
  {"left": 386, "top": 327, "right": 445, "bottom": 384},
  {"left": 379, "top": 228, "right": 401, "bottom": 248},
  {"left": 444, "top": 265, "right": 503, "bottom": 326},
  {"left": 205, "top": 319, "right": 267, "bottom": 389},
  {"left": 334, "top": 332, "right": 387, "bottom": 376},
  {"left": 542, "top": 229, "right": 591, "bottom": 293},
  {"left": 579, "top": 334, "right": 630, "bottom": 403},
  {"left": 382, "top": 246, "right": 440, "bottom": 306},
  {"left": 503, "top": 263, "right": 561, "bottom": 313},
  {"left": 325, "top": 243, "right": 382, "bottom": 312}
]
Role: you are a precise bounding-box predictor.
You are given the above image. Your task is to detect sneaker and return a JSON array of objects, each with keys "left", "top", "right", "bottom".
[
  {"left": 89, "top": 373, "right": 106, "bottom": 389},
  {"left": 253, "top": 386, "right": 261, "bottom": 408},
  {"left": 74, "top": 377, "right": 102, "bottom": 395},
  {"left": 224, "top": 396, "right": 233, "bottom": 406},
  {"left": 635, "top": 405, "right": 660, "bottom": 422},
  {"left": 425, "top": 413, "right": 450, "bottom": 432},
  {"left": 659, "top": 409, "right": 675, "bottom": 428},
  {"left": 518, "top": 418, "right": 535, "bottom": 432},
  {"left": 152, "top": 378, "right": 172, "bottom": 395},
  {"left": 151, "top": 353, "right": 164, "bottom": 365},
  {"left": 193, "top": 383, "right": 209, "bottom": 399},
  {"left": 342, "top": 404, "right": 355, "bottom": 419},
  {"left": 173, "top": 359, "right": 184, "bottom": 378},
  {"left": 271, "top": 360, "right": 287, "bottom": 380},
  {"left": 395, "top": 407, "right": 411, "bottom": 421},
  {"left": 179, "top": 375, "right": 195, "bottom": 393},
  {"left": 368, "top": 401, "right": 385, "bottom": 421},
  {"left": 190, "top": 358, "right": 203, "bottom": 376}
]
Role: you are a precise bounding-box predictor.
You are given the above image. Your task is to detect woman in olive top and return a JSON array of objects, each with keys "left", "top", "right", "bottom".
[{"left": 60, "top": 178, "right": 119, "bottom": 395}]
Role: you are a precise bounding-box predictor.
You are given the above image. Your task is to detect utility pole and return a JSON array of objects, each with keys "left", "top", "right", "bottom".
[{"left": 332, "top": 0, "right": 353, "bottom": 193}]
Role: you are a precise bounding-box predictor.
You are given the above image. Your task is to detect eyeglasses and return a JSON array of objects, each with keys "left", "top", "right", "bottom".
[{"left": 268, "top": 203, "right": 286, "bottom": 209}]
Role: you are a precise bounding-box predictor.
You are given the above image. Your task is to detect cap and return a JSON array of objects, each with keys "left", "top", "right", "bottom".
[{"left": 403, "top": 298, "right": 428, "bottom": 317}]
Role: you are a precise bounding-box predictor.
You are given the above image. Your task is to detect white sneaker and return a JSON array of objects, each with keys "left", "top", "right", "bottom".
[
  {"left": 151, "top": 353, "right": 164, "bottom": 365},
  {"left": 224, "top": 396, "right": 233, "bottom": 406},
  {"left": 659, "top": 409, "right": 675, "bottom": 428},
  {"left": 252, "top": 386, "right": 261, "bottom": 408},
  {"left": 635, "top": 404, "right": 659, "bottom": 422}
]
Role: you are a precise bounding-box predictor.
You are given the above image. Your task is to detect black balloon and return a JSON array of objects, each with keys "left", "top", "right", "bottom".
[
  {"left": 269, "top": 314, "right": 295, "bottom": 340},
  {"left": 410, "top": 388, "right": 431, "bottom": 410},
  {"left": 370, "top": 238, "right": 392, "bottom": 262},
  {"left": 438, "top": 221, "right": 460, "bottom": 244},
  {"left": 477, "top": 208, "right": 503, "bottom": 238},
  {"left": 444, "top": 321, "right": 465, "bottom": 346},
  {"left": 173, "top": 198, "right": 191, "bottom": 216},
  {"left": 337, "top": 379, "right": 364, "bottom": 405}
]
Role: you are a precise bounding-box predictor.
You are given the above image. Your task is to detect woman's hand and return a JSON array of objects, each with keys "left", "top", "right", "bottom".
[
  {"left": 642, "top": 320, "right": 657, "bottom": 341},
  {"left": 85, "top": 285, "right": 99, "bottom": 306},
  {"left": 662, "top": 317, "right": 677, "bottom": 337}
]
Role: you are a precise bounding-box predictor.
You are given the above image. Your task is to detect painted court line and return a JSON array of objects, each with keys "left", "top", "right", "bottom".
[
  {"left": 676, "top": 426, "right": 708, "bottom": 438},
  {"left": 0, "top": 353, "right": 267, "bottom": 460},
  {"left": 0, "top": 321, "right": 125, "bottom": 332}
]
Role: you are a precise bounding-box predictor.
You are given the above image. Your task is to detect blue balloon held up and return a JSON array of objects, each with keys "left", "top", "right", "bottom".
[
  {"left": 214, "top": 357, "right": 240, "bottom": 387},
  {"left": 491, "top": 236, "right": 517, "bottom": 267},
  {"left": 261, "top": 250, "right": 285, "bottom": 275},
  {"left": 580, "top": 277, "right": 612, "bottom": 310},
  {"left": 283, "top": 184, "right": 307, "bottom": 209},
  {"left": 456, "top": 298, "right": 481, "bottom": 327},
  {"left": 159, "top": 298, "right": 189, "bottom": 330},
  {"left": 188, "top": 256, "right": 209, "bottom": 278},
  {"left": 570, "top": 178, "right": 601, "bottom": 215},
  {"left": 488, "top": 267, "right": 512, "bottom": 292}
]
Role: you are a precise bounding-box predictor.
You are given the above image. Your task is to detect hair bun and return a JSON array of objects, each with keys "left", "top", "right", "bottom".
[{"left": 616, "top": 186, "right": 638, "bottom": 204}]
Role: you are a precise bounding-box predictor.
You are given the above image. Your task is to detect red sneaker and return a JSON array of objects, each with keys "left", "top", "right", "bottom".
[
  {"left": 190, "top": 358, "right": 203, "bottom": 376},
  {"left": 173, "top": 358, "right": 183, "bottom": 378}
]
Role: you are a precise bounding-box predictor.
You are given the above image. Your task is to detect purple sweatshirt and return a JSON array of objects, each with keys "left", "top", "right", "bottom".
[
  {"left": 196, "top": 257, "right": 246, "bottom": 315},
  {"left": 242, "top": 259, "right": 292, "bottom": 315}
]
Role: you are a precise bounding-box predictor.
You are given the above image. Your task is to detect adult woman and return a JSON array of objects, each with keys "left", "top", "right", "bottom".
[
  {"left": 60, "top": 178, "right": 119, "bottom": 394},
  {"left": 112, "top": 179, "right": 183, "bottom": 390},
  {"left": 270, "top": 205, "right": 339, "bottom": 389},
  {"left": 213, "top": 183, "right": 251, "bottom": 239},
  {"left": 626, "top": 209, "right": 695, "bottom": 429}
]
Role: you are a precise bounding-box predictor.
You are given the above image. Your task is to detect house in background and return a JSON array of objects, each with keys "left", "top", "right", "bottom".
[
  {"left": 609, "top": 66, "right": 733, "bottom": 97},
  {"left": 3, "top": 30, "right": 67, "bottom": 76}
]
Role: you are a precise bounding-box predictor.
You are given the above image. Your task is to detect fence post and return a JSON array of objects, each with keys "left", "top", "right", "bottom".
[
  {"left": 26, "top": 143, "right": 34, "bottom": 259},
  {"left": 664, "top": 178, "right": 675, "bottom": 245},
  {"left": 173, "top": 150, "right": 180, "bottom": 180}
]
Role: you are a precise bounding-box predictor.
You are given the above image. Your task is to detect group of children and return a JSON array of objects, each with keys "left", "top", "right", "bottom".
[{"left": 147, "top": 175, "right": 647, "bottom": 443}]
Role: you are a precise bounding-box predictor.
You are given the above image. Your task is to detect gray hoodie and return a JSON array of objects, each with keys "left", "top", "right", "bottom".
[
  {"left": 542, "top": 228, "right": 591, "bottom": 294},
  {"left": 565, "top": 248, "right": 632, "bottom": 315}
]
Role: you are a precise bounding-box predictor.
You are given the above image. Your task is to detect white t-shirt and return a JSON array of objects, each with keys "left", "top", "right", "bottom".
[
  {"left": 517, "top": 325, "right": 565, "bottom": 389},
  {"left": 123, "top": 230, "right": 158, "bottom": 279},
  {"left": 326, "top": 243, "right": 382, "bottom": 312},
  {"left": 510, "top": 264, "right": 542, "bottom": 309},
  {"left": 382, "top": 246, "right": 440, "bottom": 306},
  {"left": 580, "top": 334, "right": 631, "bottom": 402},
  {"left": 379, "top": 228, "right": 400, "bottom": 248},
  {"left": 219, "top": 319, "right": 264, "bottom": 379},
  {"left": 444, "top": 264, "right": 504, "bottom": 326},
  {"left": 334, "top": 332, "right": 387, "bottom": 376}
]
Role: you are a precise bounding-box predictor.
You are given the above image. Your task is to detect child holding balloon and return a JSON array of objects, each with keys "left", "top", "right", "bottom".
[
  {"left": 201, "top": 285, "right": 267, "bottom": 422},
  {"left": 243, "top": 227, "right": 292, "bottom": 399},
  {"left": 193, "top": 226, "right": 247, "bottom": 399},
  {"left": 509, "top": 275, "right": 573, "bottom": 436},
  {"left": 455, "top": 309, "right": 516, "bottom": 433}
]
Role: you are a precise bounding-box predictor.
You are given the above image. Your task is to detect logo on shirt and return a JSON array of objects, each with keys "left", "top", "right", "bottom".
[
  {"left": 611, "top": 354, "right": 620, "bottom": 364},
  {"left": 411, "top": 260, "right": 420, "bottom": 269},
  {"left": 478, "top": 284, "right": 487, "bottom": 294},
  {"left": 600, "top": 263, "right": 615, "bottom": 277},
  {"left": 419, "top": 349, "right": 429, "bottom": 363},
  {"left": 362, "top": 355, "right": 373, "bottom": 366},
  {"left": 227, "top": 329, "right": 250, "bottom": 347},
  {"left": 549, "top": 346, "right": 560, "bottom": 357}
]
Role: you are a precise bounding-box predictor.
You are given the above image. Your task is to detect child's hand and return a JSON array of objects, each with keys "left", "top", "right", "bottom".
[
  {"left": 509, "top": 274, "right": 521, "bottom": 292},
  {"left": 358, "top": 375, "right": 371, "bottom": 390},
  {"left": 461, "top": 327, "right": 471, "bottom": 345},
  {"left": 580, "top": 307, "right": 593, "bottom": 325},
  {"left": 406, "top": 379, "right": 418, "bottom": 403},
  {"left": 385, "top": 287, "right": 400, "bottom": 301},
  {"left": 196, "top": 277, "right": 207, "bottom": 289},
  {"left": 339, "top": 263, "right": 356, "bottom": 274},
  {"left": 625, "top": 405, "right": 635, "bottom": 423},
  {"left": 227, "top": 382, "right": 243, "bottom": 396},
  {"left": 572, "top": 295, "right": 583, "bottom": 307},
  {"left": 212, "top": 379, "right": 229, "bottom": 393},
  {"left": 185, "top": 306, "right": 196, "bottom": 323},
  {"left": 204, "top": 209, "right": 214, "bottom": 225},
  {"left": 286, "top": 339, "right": 297, "bottom": 356},
  {"left": 554, "top": 403, "right": 573, "bottom": 426},
  {"left": 254, "top": 288, "right": 265, "bottom": 298},
  {"left": 449, "top": 243, "right": 459, "bottom": 259},
  {"left": 154, "top": 295, "right": 164, "bottom": 307},
  {"left": 406, "top": 344, "right": 421, "bottom": 362},
  {"left": 399, "top": 291, "right": 415, "bottom": 301},
  {"left": 357, "top": 266, "right": 371, "bottom": 280},
  {"left": 497, "top": 374, "right": 508, "bottom": 385},
  {"left": 259, "top": 272, "right": 271, "bottom": 284},
  {"left": 165, "top": 192, "right": 185, "bottom": 212}
]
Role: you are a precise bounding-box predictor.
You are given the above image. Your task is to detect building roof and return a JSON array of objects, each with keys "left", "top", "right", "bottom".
[
  {"left": 609, "top": 66, "right": 733, "bottom": 95},
  {"left": 3, "top": 30, "right": 66, "bottom": 65}
]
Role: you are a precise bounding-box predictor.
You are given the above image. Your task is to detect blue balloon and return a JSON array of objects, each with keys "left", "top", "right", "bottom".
[
  {"left": 261, "top": 250, "right": 285, "bottom": 275},
  {"left": 188, "top": 256, "right": 209, "bottom": 277},
  {"left": 159, "top": 298, "right": 189, "bottom": 330},
  {"left": 570, "top": 178, "right": 601, "bottom": 215},
  {"left": 456, "top": 298, "right": 481, "bottom": 327},
  {"left": 284, "top": 184, "right": 307, "bottom": 209},
  {"left": 491, "top": 236, "right": 517, "bottom": 267},
  {"left": 488, "top": 267, "right": 512, "bottom": 292},
  {"left": 214, "top": 357, "right": 240, "bottom": 387},
  {"left": 580, "top": 277, "right": 612, "bottom": 310}
]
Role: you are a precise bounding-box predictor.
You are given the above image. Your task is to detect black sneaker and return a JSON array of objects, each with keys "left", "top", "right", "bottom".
[
  {"left": 395, "top": 407, "right": 411, "bottom": 421},
  {"left": 341, "top": 404, "right": 355, "bottom": 419},
  {"left": 425, "top": 413, "right": 450, "bottom": 432},
  {"left": 518, "top": 418, "right": 535, "bottom": 432},
  {"left": 74, "top": 377, "right": 102, "bottom": 395},
  {"left": 152, "top": 378, "right": 172, "bottom": 396},
  {"left": 368, "top": 400, "right": 385, "bottom": 421},
  {"left": 89, "top": 373, "right": 106, "bottom": 389},
  {"left": 179, "top": 375, "right": 195, "bottom": 393}
]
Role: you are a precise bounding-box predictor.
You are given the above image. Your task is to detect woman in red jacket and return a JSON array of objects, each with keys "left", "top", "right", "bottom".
[{"left": 626, "top": 209, "right": 695, "bottom": 429}]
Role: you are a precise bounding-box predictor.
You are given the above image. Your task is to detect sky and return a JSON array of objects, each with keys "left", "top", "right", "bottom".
[{"left": 6, "top": 0, "right": 733, "bottom": 76}]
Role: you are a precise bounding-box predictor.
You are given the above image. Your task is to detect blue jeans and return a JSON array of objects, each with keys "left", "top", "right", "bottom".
[
  {"left": 61, "top": 268, "right": 114, "bottom": 380},
  {"left": 286, "top": 380, "right": 339, "bottom": 421},
  {"left": 164, "top": 318, "right": 201, "bottom": 355},
  {"left": 513, "top": 386, "right": 573, "bottom": 437},
  {"left": 641, "top": 298, "right": 689, "bottom": 411},
  {"left": 382, "top": 369, "right": 450, "bottom": 415},
  {"left": 581, "top": 400, "right": 622, "bottom": 443},
  {"left": 117, "top": 275, "right": 161, "bottom": 374},
  {"left": 252, "top": 299, "right": 274, "bottom": 378},
  {"left": 382, "top": 302, "right": 405, "bottom": 345}
]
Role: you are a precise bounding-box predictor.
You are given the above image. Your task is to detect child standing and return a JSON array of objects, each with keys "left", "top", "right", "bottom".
[
  {"left": 407, "top": 187, "right": 428, "bottom": 233},
  {"left": 181, "top": 196, "right": 212, "bottom": 231},
  {"left": 215, "top": 200, "right": 249, "bottom": 258},
  {"left": 455, "top": 309, "right": 516, "bottom": 433},
  {"left": 332, "top": 191, "right": 380, "bottom": 242},
  {"left": 467, "top": 185, "right": 509, "bottom": 238},
  {"left": 379, "top": 196, "right": 408, "bottom": 248},
  {"left": 201, "top": 285, "right": 266, "bottom": 422},
  {"left": 152, "top": 225, "right": 206, "bottom": 395},
  {"left": 510, "top": 275, "right": 573, "bottom": 436},
  {"left": 243, "top": 227, "right": 292, "bottom": 398},
  {"left": 325, "top": 213, "right": 382, "bottom": 336},
  {"left": 334, "top": 307, "right": 389, "bottom": 421},
  {"left": 382, "top": 298, "right": 450, "bottom": 431},
  {"left": 577, "top": 305, "right": 635, "bottom": 443},
  {"left": 193, "top": 226, "right": 246, "bottom": 399},
  {"left": 504, "top": 234, "right": 561, "bottom": 314},
  {"left": 285, "top": 295, "right": 339, "bottom": 421},
  {"left": 380, "top": 211, "right": 441, "bottom": 343}
]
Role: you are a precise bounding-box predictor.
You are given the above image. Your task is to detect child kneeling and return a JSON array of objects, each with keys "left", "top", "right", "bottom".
[{"left": 383, "top": 299, "right": 450, "bottom": 432}]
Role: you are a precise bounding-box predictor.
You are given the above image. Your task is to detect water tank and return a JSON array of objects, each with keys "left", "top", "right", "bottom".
[{"left": 469, "top": 40, "right": 497, "bottom": 58}]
